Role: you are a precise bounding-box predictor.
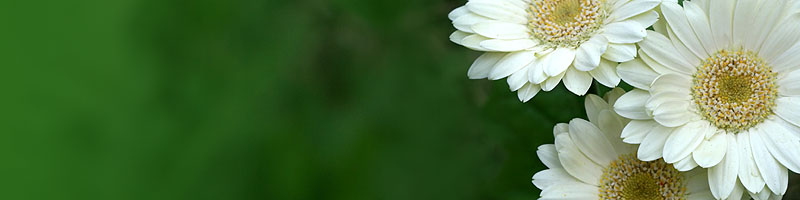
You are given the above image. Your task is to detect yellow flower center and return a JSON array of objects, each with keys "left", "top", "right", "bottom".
[
  {"left": 599, "top": 154, "right": 686, "bottom": 200},
  {"left": 528, "top": 0, "right": 605, "bottom": 48},
  {"left": 692, "top": 50, "right": 778, "bottom": 132}
]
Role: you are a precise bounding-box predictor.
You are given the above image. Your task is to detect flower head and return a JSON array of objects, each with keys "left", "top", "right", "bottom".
[
  {"left": 532, "top": 88, "right": 716, "bottom": 199},
  {"left": 614, "top": 0, "right": 800, "bottom": 198},
  {"left": 449, "top": 0, "right": 662, "bottom": 102}
]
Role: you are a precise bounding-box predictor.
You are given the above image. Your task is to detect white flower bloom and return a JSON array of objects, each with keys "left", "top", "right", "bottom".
[
  {"left": 448, "top": 0, "right": 663, "bottom": 102},
  {"left": 532, "top": 88, "right": 720, "bottom": 199},
  {"left": 614, "top": 0, "right": 800, "bottom": 199}
]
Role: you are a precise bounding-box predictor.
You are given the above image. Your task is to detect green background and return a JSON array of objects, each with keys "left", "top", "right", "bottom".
[{"left": 1, "top": 0, "right": 798, "bottom": 199}]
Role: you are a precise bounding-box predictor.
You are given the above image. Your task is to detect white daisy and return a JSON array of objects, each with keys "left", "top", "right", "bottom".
[
  {"left": 448, "top": 0, "right": 664, "bottom": 102},
  {"left": 532, "top": 88, "right": 721, "bottom": 199},
  {"left": 613, "top": 0, "right": 800, "bottom": 199}
]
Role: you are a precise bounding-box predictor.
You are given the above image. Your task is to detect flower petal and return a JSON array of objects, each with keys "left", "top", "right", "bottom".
[
  {"left": 568, "top": 119, "right": 617, "bottom": 166},
  {"left": 467, "top": 52, "right": 504, "bottom": 79},
  {"left": 613, "top": 89, "right": 651, "bottom": 120},
  {"left": 480, "top": 38, "right": 537, "bottom": 52},
  {"left": 563, "top": 67, "right": 592, "bottom": 95},
  {"left": 602, "top": 21, "right": 647, "bottom": 44},
  {"left": 693, "top": 133, "right": 727, "bottom": 168},
  {"left": 663, "top": 121, "right": 707, "bottom": 164},
  {"left": 554, "top": 134, "right": 602, "bottom": 184},
  {"left": 602, "top": 43, "right": 636, "bottom": 62},
  {"left": 749, "top": 129, "right": 789, "bottom": 195},
  {"left": 621, "top": 120, "right": 657, "bottom": 144},
  {"left": 708, "top": 133, "right": 738, "bottom": 199},
  {"left": 543, "top": 48, "right": 577, "bottom": 76},
  {"left": 589, "top": 60, "right": 620, "bottom": 88},
  {"left": 637, "top": 125, "right": 672, "bottom": 161},
  {"left": 737, "top": 132, "right": 767, "bottom": 193},
  {"left": 489, "top": 50, "right": 536, "bottom": 80},
  {"left": 517, "top": 83, "right": 541, "bottom": 102},
  {"left": 574, "top": 35, "right": 608, "bottom": 71}
]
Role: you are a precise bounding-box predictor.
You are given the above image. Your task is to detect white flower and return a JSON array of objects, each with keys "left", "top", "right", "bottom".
[
  {"left": 533, "top": 88, "right": 719, "bottom": 199},
  {"left": 614, "top": 0, "right": 800, "bottom": 199},
  {"left": 448, "top": 0, "right": 663, "bottom": 102}
]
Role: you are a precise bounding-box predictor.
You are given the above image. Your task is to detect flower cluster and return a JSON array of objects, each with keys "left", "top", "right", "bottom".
[{"left": 448, "top": 0, "right": 800, "bottom": 199}]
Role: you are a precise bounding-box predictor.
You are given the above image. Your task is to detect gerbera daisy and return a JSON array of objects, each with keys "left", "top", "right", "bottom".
[
  {"left": 448, "top": 0, "right": 663, "bottom": 102},
  {"left": 533, "top": 88, "right": 722, "bottom": 199},
  {"left": 614, "top": 0, "right": 800, "bottom": 199}
]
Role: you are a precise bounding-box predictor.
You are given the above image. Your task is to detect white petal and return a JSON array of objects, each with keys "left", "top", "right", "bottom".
[
  {"left": 663, "top": 121, "right": 707, "bottom": 163},
  {"left": 554, "top": 134, "right": 602, "bottom": 185},
  {"left": 480, "top": 38, "right": 537, "bottom": 52},
  {"left": 448, "top": 6, "right": 469, "bottom": 21},
  {"left": 693, "top": 133, "right": 727, "bottom": 168},
  {"left": 467, "top": 52, "right": 505, "bottom": 79},
  {"left": 602, "top": 43, "right": 637, "bottom": 62},
  {"left": 563, "top": 67, "right": 592, "bottom": 95},
  {"left": 683, "top": 1, "right": 717, "bottom": 55},
  {"left": 543, "top": 48, "right": 577, "bottom": 76},
  {"left": 774, "top": 97, "right": 800, "bottom": 127},
  {"left": 573, "top": 36, "right": 608, "bottom": 71},
  {"left": 621, "top": 120, "right": 657, "bottom": 144},
  {"left": 608, "top": 0, "right": 659, "bottom": 22},
  {"left": 453, "top": 13, "right": 492, "bottom": 33},
  {"left": 637, "top": 125, "right": 672, "bottom": 161},
  {"left": 489, "top": 50, "right": 535, "bottom": 80},
  {"left": 471, "top": 21, "right": 529, "bottom": 39},
  {"left": 616, "top": 58, "right": 657, "bottom": 90},
  {"left": 613, "top": 89, "right": 651, "bottom": 120},
  {"left": 627, "top": 10, "right": 659, "bottom": 28},
  {"left": 708, "top": 0, "right": 735, "bottom": 49},
  {"left": 745, "top": 0, "right": 785, "bottom": 53},
  {"left": 507, "top": 65, "right": 529, "bottom": 91},
  {"left": 539, "top": 181, "right": 598, "bottom": 199},
  {"left": 650, "top": 74, "right": 691, "bottom": 95},
  {"left": 759, "top": 17, "right": 800, "bottom": 63},
  {"left": 749, "top": 129, "right": 789, "bottom": 195},
  {"left": 517, "top": 83, "right": 541, "bottom": 102},
  {"left": 602, "top": 21, "right": 647, "bottom": 44},
  {"left": 708, "top": 133, "right": 738, "bottom": 199},
  {"left": 532, "top": 168, "right": 580, "bottom": 190},
  {"left": 674, "top": 153, "right": 699, "bottom": 171},
  {"left": 553, "top": 123, "right": 569, "bottom": 137},
  {"left": 731, "top": 0, "right": 758, "bottom": 48},
  {"left": 537, "top": 144, "right": 562, "bottom": 169},
  {"left": 541, "top": 70, "right": 565, "bottom": 92},
  {"left": 584, "top": 95, "right": 608, "bottom": 124},
  {"left": 664, "top": 25, "right": 703, "bottom": 67},
  {"left": 772, "top": 42, "right": 800, "bottom": 73},
  {"left": 661, "top": 3, "right": 708, "bottom": 59},
  {"left": 604, "top": 87, "right": 626, "bottom": 106},
  {"left": 527, "top": 56, "right": 548, "bottom": 84},
  {"left": 759, "top": 119, "right": 800, "bottom": 173},
  {"left": 652, "top": 101, "right": 691, "bottom": 127},
  {"left": 460, "top": 34, "right": 492, "bottom": 51},
  {"left": 638, "top": 48, "right": 681, "bottom": 75},
  {"left": 596, "top": 109, "right": 633, "bottom": 154},
  {"left": 465, "top": 1, "right": 527, "bottom": 24},
  {"left": 645, "top": 91, "right": 692, "bottom": 114},
  {"left": 568, "top": 119, "right": 617, "bottom": 166},
  {"left": 638, "top": 31, "right": 695, "bottom": 74},
  {"left": 588, "top": 60, "right": 620, "bottom": 88},
  {"left": 449, "top": 31, "right": 470, "bottom": 45},
  {"left": 778, "top": 70, "right": 800, "bottom": 96},
  {"left": 737, "top": 132, "right": 767, "bottom": 193}
]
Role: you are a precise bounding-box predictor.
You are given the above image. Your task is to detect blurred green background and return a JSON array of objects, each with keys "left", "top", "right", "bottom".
[{"left": 3, "top": 0, "right": 796, "bottom": 199}]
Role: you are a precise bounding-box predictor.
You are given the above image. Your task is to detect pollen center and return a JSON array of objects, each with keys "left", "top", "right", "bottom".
[
  {"left": 692, "top": 50, "right": 778, "bottom": 132},
  {"left": 599, "top": 154, "right": 686, "bottom": 200},
  {"left": 528, "top": 0, "right": 605, "bottom": 48}
]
